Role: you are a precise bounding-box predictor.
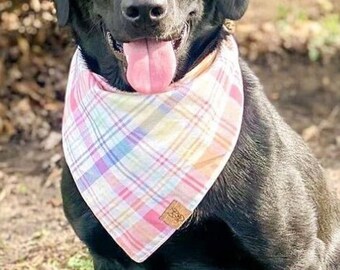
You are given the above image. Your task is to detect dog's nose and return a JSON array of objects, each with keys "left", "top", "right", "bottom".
[{"left": 121, "top": 0, "right": 168, "bottom": 23}]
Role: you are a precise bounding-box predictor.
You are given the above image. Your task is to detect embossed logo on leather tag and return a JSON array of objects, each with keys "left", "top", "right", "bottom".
[{"left": 160, "top": 200, "right": 192, "bottom": 229}]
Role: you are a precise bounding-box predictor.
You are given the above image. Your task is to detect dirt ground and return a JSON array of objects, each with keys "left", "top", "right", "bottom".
[{"left": 0, "top": 1, "right": 339, "bottom": 269}]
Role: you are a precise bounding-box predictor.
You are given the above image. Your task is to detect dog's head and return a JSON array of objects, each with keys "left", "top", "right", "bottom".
[{"left": 55, "top": 0, "right": 249, "bottom": 93}]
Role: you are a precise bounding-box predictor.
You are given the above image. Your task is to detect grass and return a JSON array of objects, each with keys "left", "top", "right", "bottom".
[
  {"left": 67, "top": 254, "right": 93, "bottom": 270},
  {"left": 308, "top": 13, "right": 340, "bottom": 61},
  {"left": 276, "top": 1, "right": 340, "bottom": 61}
]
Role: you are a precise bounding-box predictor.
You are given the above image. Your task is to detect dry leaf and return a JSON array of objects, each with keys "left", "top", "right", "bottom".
[
  {"left": 302, "top": 125, "right": 320, "bottom": 141},
  {"left": 42, "top": 132, "right": 62, "bottom": 150}
]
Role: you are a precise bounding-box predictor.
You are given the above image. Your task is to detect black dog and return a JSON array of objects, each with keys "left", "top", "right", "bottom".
[{"left": 55, "top": 0, "right": 340, "bottom": 269}]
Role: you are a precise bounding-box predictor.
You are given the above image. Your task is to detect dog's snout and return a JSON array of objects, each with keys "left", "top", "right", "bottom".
[{"left": 121, "top": 0, "right": 168, "bottom": 24}]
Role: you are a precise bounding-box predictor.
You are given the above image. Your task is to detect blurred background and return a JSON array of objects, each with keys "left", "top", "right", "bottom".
[{"left": 0, "top": 0, "right": 339, "bottom": 269}]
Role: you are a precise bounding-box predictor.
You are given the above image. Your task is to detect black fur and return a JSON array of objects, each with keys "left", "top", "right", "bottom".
[
  {"left": 56, "top": 0, "right": 340, "bottom": 269},
  {"left": 55, "top": 0, "right": 69, "bottom": 26}
]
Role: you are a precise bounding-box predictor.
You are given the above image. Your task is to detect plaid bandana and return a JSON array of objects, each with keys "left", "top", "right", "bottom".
[{"left": 62, "top": 35, "right": 244, "bottom": 262}]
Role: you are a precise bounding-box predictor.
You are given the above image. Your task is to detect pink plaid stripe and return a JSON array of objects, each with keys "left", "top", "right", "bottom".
[{"left": 62, "top": 35, "right": 244, "bottom": 262}]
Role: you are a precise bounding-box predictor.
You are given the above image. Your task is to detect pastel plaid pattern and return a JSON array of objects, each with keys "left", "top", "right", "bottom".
[{"left": 62, "top": 35, "right": 244, "bottom": 262}]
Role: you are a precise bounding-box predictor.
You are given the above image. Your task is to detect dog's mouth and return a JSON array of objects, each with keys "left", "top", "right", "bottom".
[
  {"left": 102, "top": 24, "right": 190, "bottom": 94},
  {"left": 105, "top": 24, "right": 189, "bottom": 56}
]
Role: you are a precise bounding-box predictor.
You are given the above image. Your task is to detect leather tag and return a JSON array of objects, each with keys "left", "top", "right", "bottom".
[{"left": 160, "top": 200, "right": 192, "bottom": 229}]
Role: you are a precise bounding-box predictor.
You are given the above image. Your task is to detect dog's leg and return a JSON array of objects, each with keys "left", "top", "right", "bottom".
[
  {"left": 212, "top": 144, "right": 340, "bottom": 269},
  {"left": 207, "top": 61, "right": 340, "bottom": 269},
  {"left": 92, "top": 254, "right": 122, "bottom": 270},
  {"left": 92, "top": 253, "right": 147, "bottom": 270},
  {"left": 169, "top": 263, "right": 236, "bottom": 270},
  {"left": 214, "top": 172, "right": 340, "bottom": 270}
]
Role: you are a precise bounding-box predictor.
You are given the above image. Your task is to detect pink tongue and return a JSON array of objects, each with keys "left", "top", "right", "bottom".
[{"left": 123, "top": 39, "right": 176, "bottom": 94}]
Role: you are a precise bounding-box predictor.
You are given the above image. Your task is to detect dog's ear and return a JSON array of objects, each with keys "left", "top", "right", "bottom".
[
  {"left": 218, "top": 0, "right": 249, "bottom": 20},
  {"left": 54, "top": 0, "right": 70, "bottom": 26}
]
